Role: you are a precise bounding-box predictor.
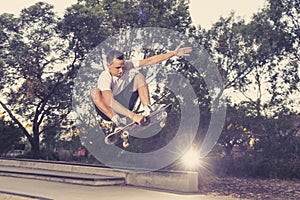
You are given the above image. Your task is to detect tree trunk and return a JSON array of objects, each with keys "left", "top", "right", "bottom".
[{"left": 30, "top": 136, "right": 41, "bottom": 159}]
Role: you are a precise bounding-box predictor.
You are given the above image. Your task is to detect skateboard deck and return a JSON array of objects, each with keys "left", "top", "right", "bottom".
[{"left": 104, "top": 103, "right": 172, "bottom": 148}]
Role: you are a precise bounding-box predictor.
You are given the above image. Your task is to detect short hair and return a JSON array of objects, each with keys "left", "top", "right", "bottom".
[{"left": 106, "top": 50, "right": 124, "bottom": 64}]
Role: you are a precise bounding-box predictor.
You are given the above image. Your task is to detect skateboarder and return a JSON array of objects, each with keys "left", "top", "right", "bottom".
[{"left": 91, "top": 44, "right": 192, "bottom": 128}]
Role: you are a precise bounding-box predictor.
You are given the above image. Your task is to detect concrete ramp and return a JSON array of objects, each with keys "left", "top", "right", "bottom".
[
  {"left": 0, "top": 166, "right": 125, "bottom": 186},
  {"left": 0, "top": 159, "right": 198, "bottom": 193},
  {"left": 0, "top": 190, "right": 52, "bottom": 200}
]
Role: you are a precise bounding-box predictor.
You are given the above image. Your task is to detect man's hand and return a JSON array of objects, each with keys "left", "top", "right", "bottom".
[
  {"left": 130, "top": 113, "right": 146, "bottom": 126},
  {"left": 173, "top": 44, "right": 192, "bottom": 57}
]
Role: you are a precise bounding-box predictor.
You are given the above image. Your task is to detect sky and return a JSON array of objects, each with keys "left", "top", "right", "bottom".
[
  {"left": 0, "top": 0, "right": 267, "bottom": 29},
  {"left": 190, "top": 0, "right": 267, "bottom": 28}
]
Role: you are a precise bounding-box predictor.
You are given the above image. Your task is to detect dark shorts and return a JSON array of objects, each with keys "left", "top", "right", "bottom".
[{"left": 94, "top": 83, "right": 139, "bottom": 121}]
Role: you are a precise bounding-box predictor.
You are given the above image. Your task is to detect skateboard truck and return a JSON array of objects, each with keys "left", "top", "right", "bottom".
[{"left": 105, "top": 127, "right": 130, "bottom": 148}]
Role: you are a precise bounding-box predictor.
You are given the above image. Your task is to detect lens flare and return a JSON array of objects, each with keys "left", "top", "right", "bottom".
[{"left": 181, "top": 147, "right": 201, "bottom": 170}]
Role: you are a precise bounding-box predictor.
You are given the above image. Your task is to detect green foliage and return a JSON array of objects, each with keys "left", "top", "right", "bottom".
[
  {"left": 0, "top": 119, "right": 23, "bottom": 155},
  {"left": 214, "top": 105, "right": 300, "bottom": 179},
  {"left": 59, "top": 0, "right": 192, "bottom": 59},
  {"left": 58, "top": 3, "right": 109, "bottom": 59},
  {"left": 199, "top": 2, "right": 299, "bottom": 180},
  {"left": 236, "top": 126, "right": 300, "bottom": 179},
  {"left": 0, "top": 2, "right": 76, "bottom": 158},
  {"left": 250, "top": 114, "right": 300, "bottom": 179},
  {"left": 199, "top": 2, "right": 299, "bottom": 118},
  {"left": 80, "top": 0, "right": 192, "bottom": 31}
]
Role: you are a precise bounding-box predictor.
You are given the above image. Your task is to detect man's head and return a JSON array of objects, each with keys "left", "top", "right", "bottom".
[{"left": 106, "top": 50, "right": 125, "bottom": 78}]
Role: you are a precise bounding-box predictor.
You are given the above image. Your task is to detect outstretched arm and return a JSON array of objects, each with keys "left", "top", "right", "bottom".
[{"left": 138, "top": 44, "right": 192, "bottom": 67}]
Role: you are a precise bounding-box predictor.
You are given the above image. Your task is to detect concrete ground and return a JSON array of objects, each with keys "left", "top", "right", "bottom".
[{"left": 0, "top": 175, "right": 239, "bottom": 200}]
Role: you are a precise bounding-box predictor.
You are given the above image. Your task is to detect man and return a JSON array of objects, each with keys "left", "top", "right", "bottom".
[{"left": 91, "top": 44, "right": 192, "bottom": 128}]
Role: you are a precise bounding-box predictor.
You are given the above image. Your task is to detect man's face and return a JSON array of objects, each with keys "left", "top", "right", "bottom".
[{"left": 107, "top": 58, "right": 124, "bottom": 78}]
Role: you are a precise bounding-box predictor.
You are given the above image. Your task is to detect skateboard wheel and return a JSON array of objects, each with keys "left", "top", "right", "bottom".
[
  {"left": 123, "top": 141, "right": 129, "bottom": 148},
  {"left": 160, "top": 121, "right": 166, "bottom": 128},
  {"left": 161, "top": 111, "right": 167, "bottom": 118},
  {"left": 121, "top": 131, "right": 129, "bottom": 138}
]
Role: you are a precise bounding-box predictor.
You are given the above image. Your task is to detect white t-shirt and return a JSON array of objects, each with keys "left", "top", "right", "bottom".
[{"left": 97, "top": 60, "right": 139, "bottom": 96}]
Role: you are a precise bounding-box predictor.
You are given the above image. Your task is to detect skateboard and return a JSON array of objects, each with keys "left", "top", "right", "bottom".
[{"left": 104, "top": 103, "right": 172, "bottom": 148}]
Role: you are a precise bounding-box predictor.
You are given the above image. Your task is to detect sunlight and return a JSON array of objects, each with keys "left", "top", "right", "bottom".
[{"left": 181, "top": 147, "right": 201, "bottom": 170}]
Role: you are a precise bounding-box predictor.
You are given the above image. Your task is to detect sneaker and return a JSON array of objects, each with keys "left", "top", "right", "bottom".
[{"left": 99, "top": 120, "right": 116, "bottom": 135}]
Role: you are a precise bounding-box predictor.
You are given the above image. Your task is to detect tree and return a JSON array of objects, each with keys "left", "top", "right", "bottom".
[
  {"left": 58, "top": 1, "right": 110, "bottom": 60},
  {"left": 195, "top": 2, "right": 299, "bottom": 178},
  {"left": 265, "top": 0, "right": 300, "bottom": 110},
  {"left": 100, "top": 0, "right": 192, "bottom": 32},
  {"left": 267, "top": 0, "right": 299, "bottom": 61},
  {"left": 197, "top": 6, "right": 298, "bottom": 116},
  {"left": 196, "top": 8, "right": 298, "bottom": 123},
  {"left": 0, "top": 2, "right": 76, "bottom": 158}
]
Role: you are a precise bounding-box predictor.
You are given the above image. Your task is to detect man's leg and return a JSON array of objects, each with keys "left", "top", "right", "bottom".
[
  {"left": 133, "top": 73, "right": 151, "bottom": 107},
  {"left": 91, "top": 88, "right": 142, "bottom": 125},
  {"left": 133, "top": 73, "right": 161, "bottom": 117},
  {"left": 91, "top": 89, "right": 121, "bottom": 143},
  {"left": 90, "top": 88, "right": 114, "bottom": 120},
  {"left": 132, "top": 73, "right": 165, "bottom": 116}
]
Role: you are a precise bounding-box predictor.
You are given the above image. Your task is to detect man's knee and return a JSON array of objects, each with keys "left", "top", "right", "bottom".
[
  {"left": 134, "top": 73, "right": 146, "bottom": 82},
  {"left": 134, "top": 73, "right": 147, "bottom": 89}
]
